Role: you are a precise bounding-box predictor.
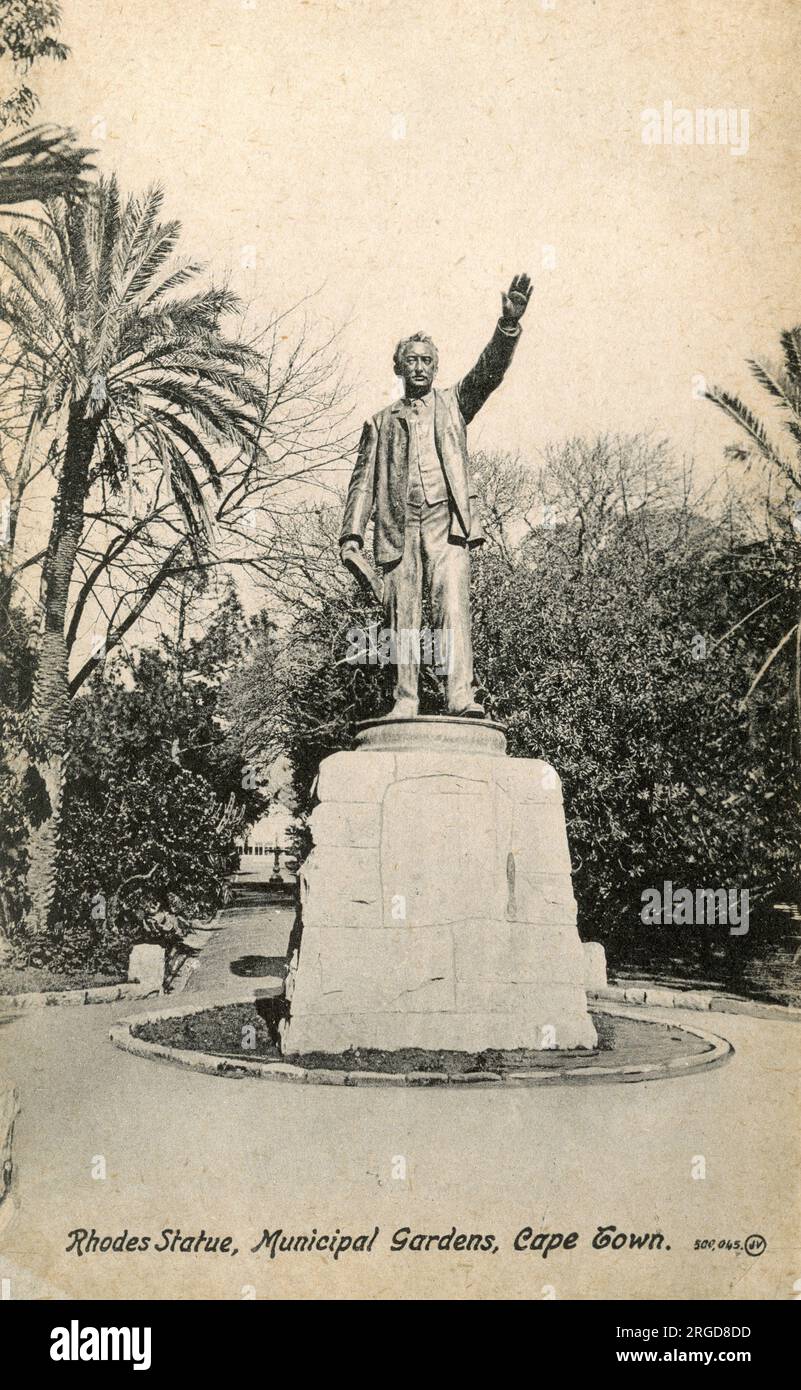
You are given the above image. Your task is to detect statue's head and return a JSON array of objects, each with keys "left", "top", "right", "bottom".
[{"left": 393, "top": 332, "right": 438, "bottom": 396}]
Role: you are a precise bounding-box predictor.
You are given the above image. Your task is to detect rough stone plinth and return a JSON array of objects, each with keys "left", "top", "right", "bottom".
[
  {"left": 127, "top": 944, "right": 165, "bottom": 992},
  {"left": 280, "top": 719, "right": 597, "bottom": 1055},
  {"left": 583, "top": 941, "right": 607, "bottom": 990}
]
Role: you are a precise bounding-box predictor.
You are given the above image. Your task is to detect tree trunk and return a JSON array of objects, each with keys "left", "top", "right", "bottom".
[
  {"left": 0, "top": 407, "right": 49, "bottom": 640},
  {"left": 24, "top": 399, "right": 103, "bottom": 933}
]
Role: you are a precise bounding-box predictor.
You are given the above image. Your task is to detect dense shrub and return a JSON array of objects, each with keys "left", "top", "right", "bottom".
[{"left": 9, "top": 587, "right": 265, "bottom": 973}]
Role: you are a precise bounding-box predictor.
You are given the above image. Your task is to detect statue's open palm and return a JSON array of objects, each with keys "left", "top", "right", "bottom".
[{"left": 501, "top": 272, "right": 533, "bottom": 324}]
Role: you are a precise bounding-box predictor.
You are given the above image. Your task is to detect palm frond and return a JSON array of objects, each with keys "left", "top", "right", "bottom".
[
  {"left": 0, "top": 233, "right": 73, "bottom": 368},
  {"left": 151, "top": 408, "right": 223, "bottom": 494},
  {"left": 137, "top": 372, "right": 260, "bottom": 449},
  {"left": 139, "top": 259, "right": 205, "bottom": 307},
  {"left": 110, "top": 184, "right": 166, "bottom": 299},
  {"left": 704, "top": 384, "right": 799, "bottom": 485},
  {"left": 139, "top": 285, "right": 241, "bottom": 332},
  {"left": 43, "top": 197, "right": 78, "bottom": 310},
  {"left": 0, "top": 219, "right": 65, "bottom": 288},
  {"left": 785, "top": 420, "right": 801, "bottom": 456},
  {"left": 0, "top": 286, "right": 53, "bottom": 364},
  {"left": 94, "top": 177, "right": 123, "bottom": 317},
  {"left": 747, "top": 359, "right": 801, "bottom": 420},
  {"left": 65, "top": 192, "right": 96, "bottom": 321},
  {"left": 780, "top": 327, "right": 801, "bottom": 385},
  {"left": 124, "top": 221, "right": 181, "bottom": 304},
  {"left": 141, "top": 421, "right": 214, "bottom": 551},
  {"left": 98, "top": 420, "right": 128, "bottom": 491},
  {"left": 121, "top": 336, "right": 260, "bottom": 381},
  {"left": 0, "top": 125, "right": 94, "bottom": 206},
  {"left": 136, "top": 353, "right": 267, "bottom": 411}
]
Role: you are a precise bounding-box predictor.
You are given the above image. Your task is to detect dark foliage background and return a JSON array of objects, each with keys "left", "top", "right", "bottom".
[{"left": 225, "top": 437, "right": 800, "bottom": 995}]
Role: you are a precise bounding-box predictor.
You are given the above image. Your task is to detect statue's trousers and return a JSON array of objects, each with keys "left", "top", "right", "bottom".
[{"left": 381, "top": 497, "right": 474, "bottom": 713}]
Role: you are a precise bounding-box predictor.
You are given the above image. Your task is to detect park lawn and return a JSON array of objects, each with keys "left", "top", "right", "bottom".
[{"left": 0, "top": 967, "right": 125, "bottom": 995}]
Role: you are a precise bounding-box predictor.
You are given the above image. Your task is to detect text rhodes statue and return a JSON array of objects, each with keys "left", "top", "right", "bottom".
[{"left": 340, "top": 273, "right": 532, "bottom": 719}]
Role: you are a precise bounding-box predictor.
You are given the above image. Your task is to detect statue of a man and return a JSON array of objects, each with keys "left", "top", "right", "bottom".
[{"left": 340, "top": 273, "right": 532, "bottom": 719}]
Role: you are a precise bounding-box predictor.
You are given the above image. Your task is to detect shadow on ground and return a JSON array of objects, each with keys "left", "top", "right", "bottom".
[{"left": 228, "top": 954, "right": 288, "bottom": 979}]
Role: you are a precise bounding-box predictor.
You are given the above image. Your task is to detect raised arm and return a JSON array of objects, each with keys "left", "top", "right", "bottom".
[{"left": 456, "top": 272, "right": 533, "bottom": 425}]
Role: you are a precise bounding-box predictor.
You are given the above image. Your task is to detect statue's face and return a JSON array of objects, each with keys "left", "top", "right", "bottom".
[{"left": 398, "top": 340, "right": 437, "bottom": 396}]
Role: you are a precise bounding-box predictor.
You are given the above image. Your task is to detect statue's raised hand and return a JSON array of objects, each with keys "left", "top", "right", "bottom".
[{"left": 500, "top": 272, "right": 532, "bottom": 327}]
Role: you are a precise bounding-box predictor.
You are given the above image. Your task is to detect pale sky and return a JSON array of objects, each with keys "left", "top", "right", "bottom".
[{"left": 28, "top": 0, "right": 799, "bottom": 496}]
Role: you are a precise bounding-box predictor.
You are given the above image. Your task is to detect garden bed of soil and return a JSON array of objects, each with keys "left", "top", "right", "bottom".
[{"left": 131, "top": 1001, "right": 717, "bottom": 1075}]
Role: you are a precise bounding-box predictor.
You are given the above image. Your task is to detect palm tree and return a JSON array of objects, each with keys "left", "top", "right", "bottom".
[
  {"left": 0, "top": 125, "right": 93, "bottom": 207},
  {"left": 0, "top": 177, "right": 266, "bottom": 930},
  {"left": 704, "top": 327, "right": 801, "bottom": 741}
]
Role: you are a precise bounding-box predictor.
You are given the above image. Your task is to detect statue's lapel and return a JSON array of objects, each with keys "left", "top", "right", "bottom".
[{"left": 433, "top": 389, "right": 444, "bottom": 458}]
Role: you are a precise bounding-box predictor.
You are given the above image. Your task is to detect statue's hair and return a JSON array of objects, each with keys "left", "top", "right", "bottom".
[{"left": 393, "top": 332, "right": 439, "bottom": 375}]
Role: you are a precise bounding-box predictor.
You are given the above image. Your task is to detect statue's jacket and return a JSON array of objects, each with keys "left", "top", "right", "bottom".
[{"left": 341, "top": 320, "right": 521, "bottom": 566}]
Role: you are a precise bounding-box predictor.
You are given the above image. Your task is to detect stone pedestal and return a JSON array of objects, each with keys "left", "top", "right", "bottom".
[
  {"left": 280, "top": 718, "right": 597, "bottom": 1055},
  {"left": 583, "top": 941, "right": 608, "bottom": 991},
  {"left": 127, "top": 943, "right": 165, "bottom": 992}
]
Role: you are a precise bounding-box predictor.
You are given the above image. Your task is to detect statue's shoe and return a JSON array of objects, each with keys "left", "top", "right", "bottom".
[
  {"left": 449, "top": 701, "right": 486, "bottom": 719},
  {"left": 385, "top": 698, "right": 419, "bottom": 720}
]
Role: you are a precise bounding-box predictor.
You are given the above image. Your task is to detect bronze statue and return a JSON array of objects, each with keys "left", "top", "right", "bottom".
[{"left": 340, "top": 274, "right": 532, "bottom": 718}]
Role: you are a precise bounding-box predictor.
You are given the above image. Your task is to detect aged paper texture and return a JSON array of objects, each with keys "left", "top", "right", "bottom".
[{"left": 0, "top": 0, "right": 799, "bottom": 1304}]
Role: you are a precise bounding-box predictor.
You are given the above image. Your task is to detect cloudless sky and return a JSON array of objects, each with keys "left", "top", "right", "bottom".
[{"left": 28, "top": 0, "right": 800, "bottom": 540}]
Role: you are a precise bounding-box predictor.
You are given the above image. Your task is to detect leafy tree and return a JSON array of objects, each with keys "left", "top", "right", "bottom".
[
  {"left": 0, "top": 5, "right": 92, "bottom": 207},
  {"left": 0, "top": 1, "right": 69, "bottom": 128},
  {"left": 11, "top": 584, "right": 266, "bottom": 971},
  {"left": 472, "top": 525, "right": 797, "bottom": 980},
  {"left": 46, "top": 755, "right": 231, "bottom": 976}
]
